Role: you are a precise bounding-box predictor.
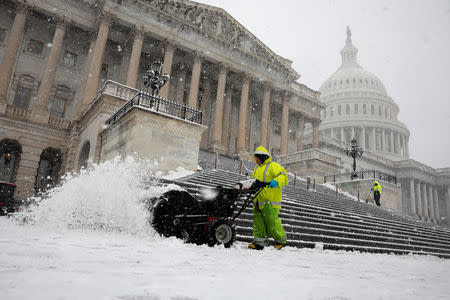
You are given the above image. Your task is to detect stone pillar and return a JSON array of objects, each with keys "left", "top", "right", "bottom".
[
  {"left": 200, "top": 78, "right": 211, "bottom": 148},
  {"left": 361, "top": 127, "right": 366, "bottom": 149},
  {"left": 341, "top": 128, "right": 345, "bottom": 142},
  {"left": 371, "top": 128, "right": 376, "bottom": 151},
  {"left": 236, "top": 74, "right": 250, "bottom": 153},
  {"left": 421, "top": 182, "right": 429, "bottom": 220},
  {"left": 30, "top": 17, "right": 66, "bottom": 124},
  {"left": 409, "top": 178, "right": 416, "bottom": 215},
  {"left": 175, "top": 67, "right": 187, "bottom": 103},
  {"left": 81, "top": 12, "right": 113, "bottom": 113},
  {"left": 351, "top": 127, "right": 355, "bottom": 140},
  {"left": 433, "top": 187, "right": 440, "bottom": 224},
  {"left": 75, "top": 32, "right": 96, "bottom": 118},
  {"left": 416, "top": 182, "right": 423, "bottom": 218},
  {"left": 0, "top": 3, "right": 28, "bottom": 113},
  {"left": 394, "top": 132, "right": 400, "bottom": 154},
  {"left": 125, "top": 26, "right": 144, "bottom": 89},
  {"left": 260, "top": 83, "right": 271, "bottom": 149},
  {"left": 280, "top": 93, "right": 290, "bottom": 155},
  {"left": 312, "top": 119, "right": 321, "bottom": 149},
  {"left": 211, "top": 64, "right": 227, "bottom": 150},
  {"left": 381, "top": 129, "right": 385, "bottom": 152},
  {"left": 159, "top": 40, "right": 176, "bottom": 99},
  {"left": 428, "top": 184, "right": 435, "bottom": 222},
  {"left": 187, "top": 52, "right": 202, "bottom": 108},
  {"left": 390, "top": 130, "right": 394, "bottom": 153},
  {"left": 222, "top": 91, "right": 232, "bottom": 153},
  {"left": 405, "top": 137, "right": 410, "bottom": 157},
  {"left": 297, "top": 113, "right": 305, "bottom": 151}
]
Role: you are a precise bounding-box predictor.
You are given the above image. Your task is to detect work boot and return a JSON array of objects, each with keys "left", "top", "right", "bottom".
[
  {"left": 273, "top": 243, "right": 286, "bottom": 250},
  {"left": 248, "top": 243, "right": 264, "bottom": 250}
]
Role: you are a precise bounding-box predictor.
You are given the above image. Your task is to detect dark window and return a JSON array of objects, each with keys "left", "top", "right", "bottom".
[
  {"left": 50, "top": 97, "right": 67, "bottom": 118},
  {"left": 330, "top": 107, "right": 334, "bottom": 117},
  {"left": 101, "top": 64, "right": 108, "bottom": 80},
  {"left": 363, "top": 104, "right": 367, "bottom": 114},
  {"left": 26, "top": 39, "right": 44, "bottom": 56},
  {"left": 0, "top": 139, "right": 22, "bottom": 183},
  {"left": 346, "top": 104, "right": 350, "bottom": 114},
  {"left": 371, "top": 104, "right": 374, "bottom": 115},
  {"left": 34, "top": 148, "right": 62, "bottom": 194},
  {"left": 385, "top": 107, "right": 388, "bottom": 118},
  {"left": 13, "top": 86, "right": 32, "bottom": 109},
  {"left": 63, "top": 51, "right": 77, "bottom": 67},
  {"left": 289, "top": 130, "right": 296, "bottom": 140},
  {"left": 0, "top": 28, "right": 6, "bottom": 43},
  {"left": 354, "top": 104, "right": 358, "bottom": 114},
  {"left": 338, "top": 105, "right": 341, "bottom": 115},
  {"left": 78, "top": 141, "right": 90, "bottom": 170},
  {"left": 379, "top": 106, "right": 382, "bottom": 116},
  {"left": 273, "top": 123, "right": 281, "bottom": 135}
]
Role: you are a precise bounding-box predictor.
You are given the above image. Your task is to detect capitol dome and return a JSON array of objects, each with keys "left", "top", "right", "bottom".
[{"left": 318, "top": 27, "right": 410, "bottom": 161}]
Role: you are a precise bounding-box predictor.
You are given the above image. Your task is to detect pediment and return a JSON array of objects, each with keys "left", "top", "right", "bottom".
[{"left": 140, "top": 0, "right": 296, "bottom": 77}]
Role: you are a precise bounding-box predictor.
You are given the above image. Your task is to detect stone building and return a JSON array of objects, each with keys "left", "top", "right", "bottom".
[
  {"left": 0, "top": 0, "right": 325, "bottom": 199},
  {"left": 300, "top": 28, "right": 450, "bottom": 226}
]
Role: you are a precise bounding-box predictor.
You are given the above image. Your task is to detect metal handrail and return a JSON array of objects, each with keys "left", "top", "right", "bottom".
[
  {"left": 324, "top": 169, "right": 397, "bottom": 184},
  {"left": 105, "top": 92, "right": 203, "bottom": 125}
]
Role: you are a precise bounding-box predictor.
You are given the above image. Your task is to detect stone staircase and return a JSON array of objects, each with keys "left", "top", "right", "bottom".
[{"left": 174, "top": 168, "right": 450, "bottom": 258}]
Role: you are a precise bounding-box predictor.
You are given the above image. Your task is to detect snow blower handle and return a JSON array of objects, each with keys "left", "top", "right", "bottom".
[{"left": 232, "top": 180, "right": 269, "bottom": 221}]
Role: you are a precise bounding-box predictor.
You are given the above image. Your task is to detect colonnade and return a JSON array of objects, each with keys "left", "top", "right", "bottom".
[
  {"left": 0, "top": 4, "right": 321, "bottom": 156},
  {"left": 408, "top": 178, "right": 441, "bottom": 223},
  {"left": 329, "top": 126, "right": 409, "bottom": 157}
]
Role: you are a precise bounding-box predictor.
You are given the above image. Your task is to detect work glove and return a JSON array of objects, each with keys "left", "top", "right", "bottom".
[{"left": 268, "top": 180, "right": 278, "bottom": 188}]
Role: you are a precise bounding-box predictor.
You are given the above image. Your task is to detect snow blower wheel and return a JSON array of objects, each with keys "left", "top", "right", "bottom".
[{"left": 208, "top": 219, "right": 236, "bottom": 248}]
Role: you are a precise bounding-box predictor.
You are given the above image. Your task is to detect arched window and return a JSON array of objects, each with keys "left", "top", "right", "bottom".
[
  {"left": 78, "top": 141, "right": 90, "bottom": 170},
  {"left": 0, "top": 139, "right": 22, "bottom": 183},
  {"left": 34, "top": 148, "right": 62, "bottom": 194}
]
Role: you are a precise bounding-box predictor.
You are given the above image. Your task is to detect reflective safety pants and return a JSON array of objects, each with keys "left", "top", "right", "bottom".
[{"left": 252, "top": 203, "right": 287, "bottom": 246}]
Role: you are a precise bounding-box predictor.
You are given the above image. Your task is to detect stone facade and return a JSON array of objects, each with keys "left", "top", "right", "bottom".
[{"left": 0, "top": 0, "right": 324, "bottom": 199}]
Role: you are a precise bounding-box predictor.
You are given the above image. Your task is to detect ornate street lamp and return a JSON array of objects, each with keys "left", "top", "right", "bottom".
[
  {"left": 345, "top": 138, "right": 364, "bottom": 179},
  {"left": 143, "top": 61, "right": 170, "bottom": 97}
]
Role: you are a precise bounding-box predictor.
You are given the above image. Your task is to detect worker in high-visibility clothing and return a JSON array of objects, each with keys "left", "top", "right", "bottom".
[
  {"left": 371, "top": 180, "right": 382, "bottom": 206},
  {"left": 248, "top": 146, "right": 288, "bottom": 250}
]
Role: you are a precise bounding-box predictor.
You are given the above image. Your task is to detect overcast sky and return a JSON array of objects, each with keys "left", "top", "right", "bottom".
[{"left": 196, "top": 0, "right": 450, "bottom": 169}]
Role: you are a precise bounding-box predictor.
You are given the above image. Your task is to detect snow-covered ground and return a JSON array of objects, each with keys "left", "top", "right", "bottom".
[{"left": 1, "top": 158, "right": 449, "bottom": 299}]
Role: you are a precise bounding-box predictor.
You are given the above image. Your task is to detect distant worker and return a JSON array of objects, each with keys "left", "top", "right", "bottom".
[
  {"left": 370, "top": 181, "right": 382, "bottom": 206},
  {"left": 248, "top": 146, "right": 288, "bottom": 250}
]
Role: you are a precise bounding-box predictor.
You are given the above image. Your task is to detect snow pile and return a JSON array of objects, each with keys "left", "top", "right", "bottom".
[{"left": 18, "top": 156, "right": 185, "bottom": 236}]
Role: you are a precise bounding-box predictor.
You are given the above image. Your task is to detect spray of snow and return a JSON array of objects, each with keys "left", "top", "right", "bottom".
[{"left": 17, "top": 156, "right": 188, "bottom": 237}]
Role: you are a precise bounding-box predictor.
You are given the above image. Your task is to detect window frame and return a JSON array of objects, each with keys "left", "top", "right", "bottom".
[
  {"left": 25, "top": 38, "right": 45, "bottom": 57},
  {"left": 62, "top": 50, "right": 78, "bottom": 67}
]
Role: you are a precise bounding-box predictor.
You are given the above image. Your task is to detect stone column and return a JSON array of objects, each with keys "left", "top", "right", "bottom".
[
  {"left": 381, "top": 129, "right": 385, "bottom": 152},
  {"left": 175, "top": 67, "right": 187, "bottom": 103},
  {"left": 341, "top": 128, "right": 345, "bottom": 142},
  {"left": 428, "top": 184, "right": 435, "bottom": 222},
  {"left": 0, "top": 3, "right": 29, "bottom": 113},
  {"left": 394, "top": 132, "right": 400, "bottom": 154},
  {"left": 409, "top": 178, "right": 416, "bottom": 215},
  {"left": 416, "top": 182, "right": 423, "bottom": 218},
  {"left": 125, "top": 26, "right": 144, "bottom": 89},
  {"left": 371, "top": 128, "right": 376, "bottom": 151},
  {"left": 236, "top": 74, "right": 250, "bottom": 153},
  {"left": 280, "top": 92, "right": 290, "bottom": 155},
  {"left": 211, "top": 64, "right": 227, "bottom": 151},
  {"left": 187, "top": 52, "right": 202, "bottom": 108},
  {"left": 30, "top": 17, "right": 66, "bottom": 124},
  {"left": 433, "top": 187, "right": 440, "bottom": 224},
  {"left": 81, "top": 12, "right": 114, "bottom": 112},
  {"left": 75, "top": 32, "right": 96, "bottom": 118},
  {"left": 222, "top": 91, "right": 232, "bottom": 153},
  {"left": 312, "top": 119, "right": 321, "bottom": 149},
  {"left": 260, "top": 83, "right": 271, "bottom": 149},
  {"left": 351, "top": 127, "right": 355, "bottom": 140},
  {"left": 390, "top": 130, "right": 394, "bottom": 153},
  {"left": 200, "top": 78, "right": 211, "bottom": 148},
  {"left": 159, "top": 40, "right": 176, "bottom": 99},
  {"left": 421, "top": 182, "right": 429, "bottom": 220},
  {"left": 361, "top": 127, "right": 366, "bottom": 149},
  {"left": 297, "top": 113, "right": 304, "bottom": 151},
  {"left": 405, "top": 137, "right": 410, "bottom": 157}
]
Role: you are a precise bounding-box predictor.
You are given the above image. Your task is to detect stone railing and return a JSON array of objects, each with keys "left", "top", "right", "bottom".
[
  {"left": 276, "top": 148, "right": 340, "bottom": 166},
  {"left": 5, "top": 104, "right": 32, "bottom": 119},
  {"left": 48, "top": 116, "right": 71, "bottom": 129},
  {"left": 102, "top": 80, "right": 140, "bottom": 101},
  {"left": 436, "top": 168, "right": 450, "bottom": 175}
]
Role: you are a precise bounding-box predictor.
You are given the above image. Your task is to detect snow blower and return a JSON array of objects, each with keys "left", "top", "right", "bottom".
[{"left": 148, "top": 179, "right": 269, "bottom": 248}]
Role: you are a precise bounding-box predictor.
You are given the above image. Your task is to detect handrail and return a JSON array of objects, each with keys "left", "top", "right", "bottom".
[{"left": 324, "top": 170, "right": 397, "bottom": 184}]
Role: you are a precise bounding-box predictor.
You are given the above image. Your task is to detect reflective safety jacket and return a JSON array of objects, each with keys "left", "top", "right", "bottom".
[
  {"left": 373, "top": 180, "right": 382, "bottom": 195},
  {"left": 251, "top": 146, "right": 288, "bottom": 209}
]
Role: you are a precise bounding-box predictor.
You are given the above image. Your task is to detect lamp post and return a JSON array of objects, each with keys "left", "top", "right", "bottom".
[
  {"left": 345, "top": 138, "right": 364, "bottom": 180},
  {"left": 143, "top": 61, "right": 170, "bottom": 97}
]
